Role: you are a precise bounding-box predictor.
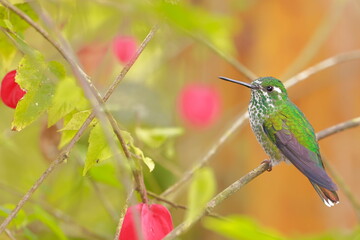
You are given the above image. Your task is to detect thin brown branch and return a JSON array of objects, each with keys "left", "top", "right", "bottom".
[
  {"left": 4, "top": 229, "right": 17, "bottom": 240},
  {"left": 280, "top": 0, "right": 349, "bottom": 79},
  {"left": 316, "top": 117, "right": 360, "bottom": 140},
  {"left": 285, "top": 50, "right": 360, "bottom": 88},
  {"left": 163, "top": 162, "right": 270, "bottom": 239},
  {"left": 163, "top": 118, "right": 360, "bottom": 239},
  {"left": 195, "top": 36, "right": 258, "bottom": 81},
  {"left": 161, "top": 111, "right": 249, "bottom": 197},
  {"left": 0, "top": 1, "right": 158, "bottom": 233},
  {"left": 0, "top": 182, "right": 108, "bottom": 240}
]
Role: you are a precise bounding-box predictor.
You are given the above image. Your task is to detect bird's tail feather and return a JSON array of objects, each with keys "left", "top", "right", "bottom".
[{"left": 311, "top": 182, "right": 339, "bottom": 207}]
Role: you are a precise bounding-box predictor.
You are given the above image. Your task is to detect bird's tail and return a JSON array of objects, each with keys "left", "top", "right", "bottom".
[{"left": 310, "top": 182, "right": 339, "bottom": 207}]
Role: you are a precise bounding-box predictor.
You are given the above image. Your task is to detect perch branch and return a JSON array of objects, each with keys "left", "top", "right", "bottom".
[
  {"left": 163, "top": 117, "right": 360, "bottom": 239},
  {"left": 162, "top": 49, "right": 360, "bottom": 198}
]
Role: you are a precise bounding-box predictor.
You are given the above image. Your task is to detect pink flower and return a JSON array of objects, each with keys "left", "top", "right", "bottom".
[
  {"left": 178, "top": 83, "right": 221, "bottom": 128},
  {"left": 0, "top": 70, "right": 26, "bottom": 109},
  {"left": 119, "top": 203, "right": 173, "bottom": 240},
  {"left": 113, "top": 36, "right": 137, "bottom": 64}
]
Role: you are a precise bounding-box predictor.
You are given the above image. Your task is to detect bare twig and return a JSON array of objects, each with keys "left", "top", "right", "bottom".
[
  {"left": 194, "top": 36, "right": 258, "bottom": 81},
  {"left": 317, "top": 117, "right": 360, "bottom": 141},
  {"left": 163, "top": 117, "right": 360, "bottom": 239},
  {"left": 280, "top": 0, "right": 349, "bottom": 79},
  {"left": 285, "top": 50, "right": 360, "bottom": 89},
  {"left": 4, "top": 229, "right": 17, "bottom": 240},
  {"left": 163, "top": 162, "right": 270, "bottom": 239},
  {"left": 0, "top": 182, "right": 108, "bottom": 240},
  {"left": 161, "top": 111, "right": 249, "bottom": 197}
]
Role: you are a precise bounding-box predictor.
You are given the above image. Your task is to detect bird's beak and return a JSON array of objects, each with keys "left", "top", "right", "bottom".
[{"left": 219, "top": 76, "right": 255, "bottom": 89}]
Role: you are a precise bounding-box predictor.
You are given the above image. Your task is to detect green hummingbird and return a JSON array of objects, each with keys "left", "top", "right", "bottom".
[{"left": 219, "top": 76, "right": 339, "bottom": 207}]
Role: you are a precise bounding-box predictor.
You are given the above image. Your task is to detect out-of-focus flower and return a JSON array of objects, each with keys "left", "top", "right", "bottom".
[
  {"left": 119, "top": 203, "right": 173, "bottom": 240},
  {"left": 113, "top": 35, "right": 137, "bottom": 64},
  {"left": 178, "top": 83, "right": 221, "bottom": 128},
  {"left": 0, "top": 70, "right": 26, "bottom": 109}
]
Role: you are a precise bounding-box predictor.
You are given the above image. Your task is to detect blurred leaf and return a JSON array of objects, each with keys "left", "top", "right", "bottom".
[
  {"left": 122, "top": 130, "right": 155, "bottom": 172},
  {"left": 12, "top": 52, "right": 57, "bottom": 131},
  {"left": 88, "top": 162, "right": 121, "bottom": 188},
  {"left": 59, "top": 110, "right": 92, "bottom": 131},
  {"left": 29, "top": 206, "right": 68, "bottom": 240},
  {"left": 83, "top": 124, "right": 112, "bottom": 175},
  {"left": 135, "top": 127, "right": 183, "bottom": 148},
  {"left": 186, "top": 167, "right": 216, "bottom": 222},
  {"left": 0, "top": 3, "right": 38, "bottom": 33},
  {"left": 203, "top": 215, "right": 285, "bottom": 240},
  {"left": 48, "top": 76, "right": 89, "bottom": 126},
  {"left": 154, "top": 1, "right": 235, "bottom": 54},
  {"left": 23, "top": 228, "right": 39, "bottom": 240},
  {"left": 0, "top": 204, "right": 28, "bottom": 229},
  {"left": 0, "top": 31, "right": 16, "bottom": 68}
]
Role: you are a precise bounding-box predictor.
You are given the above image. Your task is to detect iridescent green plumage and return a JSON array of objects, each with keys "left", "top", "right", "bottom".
[{"left": 220, "top": 76, "right": 339, "bottom": 207}]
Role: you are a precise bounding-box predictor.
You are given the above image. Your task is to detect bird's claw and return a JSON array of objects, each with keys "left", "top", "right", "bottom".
[{"left": 261, "top": 159, "right": 272, "bottom": 172}]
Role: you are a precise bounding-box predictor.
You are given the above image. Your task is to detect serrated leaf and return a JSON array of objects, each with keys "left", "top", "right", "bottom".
[
  {"left": 83, "top": 124, "right": 112, "bottom": 175},
  {"left": 48, "top": 76, "right": 89, "bottom": 126},
  {"left": 12, "top": 53, "right": 57, "bottom": 131},
  {"left": 186, "top": 167, "right": 216, "bottom": 222},
  {"left": 30, "top": 206, "right": 68, "bottom": 240},
  {"left": 135, "top": 127, "right": 183, "bottom": 148},
  {"left": 203, "top": 215, "right": 285, "bottom": 240}
]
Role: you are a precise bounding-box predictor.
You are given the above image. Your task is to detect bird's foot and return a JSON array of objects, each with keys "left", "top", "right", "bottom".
[{"left": 261, "top": 159, "right": 272, "bottom": 172}]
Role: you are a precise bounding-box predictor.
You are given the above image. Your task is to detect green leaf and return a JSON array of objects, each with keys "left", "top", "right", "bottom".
[
  {"left": 59, "top": 110, "right": 92, "bottom": 131},
  {"left": 88, "top": 162, "right": 121, "bottom": 188},
  {"left": 186, "top": 167, "right": 216, "bottom": 222},
  {"left": 48, "top": 76, "right": 89, "bottom": 126},
  {"left": 12, "top": 53, "right": 57, "bottom": 131},
  {"left": 203, "top": 215, "right": 285, "bottom": 240},
  {"left": 122, "top": 130, "right": 155, "bottom": 172},
  {"left": 135, "top": 127, "right": 183, "bottom": 148},
  {"left": 83, "top": 124, "right": 112, "bottom": 175},
  {"left": 29, "top": 206, "right": 68, "bottom": 240}
]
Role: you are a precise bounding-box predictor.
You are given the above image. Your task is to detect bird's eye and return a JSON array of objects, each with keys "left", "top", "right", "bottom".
[{"left": 266, "top": 86, "right": 273, "bottom": 92}]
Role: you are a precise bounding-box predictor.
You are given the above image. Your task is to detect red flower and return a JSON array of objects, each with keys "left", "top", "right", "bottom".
[
  {"left": 0, "top": 70, "right": 26, "bottom": 109},
  {"left": 113, "top": 35, "right": 137, "bottom": 64},
  {"left": 119, "top": 203, "right": 173, "bottom": 240},
  {"left": 178, "top": 83, "right": 221, "bottom": 128}
]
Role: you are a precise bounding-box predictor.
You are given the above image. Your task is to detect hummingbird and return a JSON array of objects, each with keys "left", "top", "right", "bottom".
[{"left": 219, "top": 76, "right": 339, "bottom": 207}]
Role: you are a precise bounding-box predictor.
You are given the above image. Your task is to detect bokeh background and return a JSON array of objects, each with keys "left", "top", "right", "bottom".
[{"left": 0, "top": 0, "right": 360, "bottom": 239}]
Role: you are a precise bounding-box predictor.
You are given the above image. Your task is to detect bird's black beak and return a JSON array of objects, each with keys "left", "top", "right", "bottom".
[{"left": 219, "top": 76, "right": 255, "bottom": 89}]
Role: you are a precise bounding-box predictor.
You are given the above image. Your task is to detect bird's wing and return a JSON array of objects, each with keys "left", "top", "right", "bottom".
[{"left": 262, "top": 107, "right": 337, "bottom": 191}]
